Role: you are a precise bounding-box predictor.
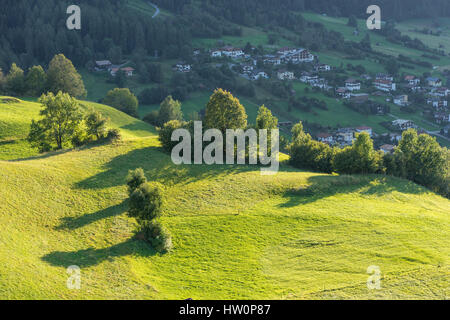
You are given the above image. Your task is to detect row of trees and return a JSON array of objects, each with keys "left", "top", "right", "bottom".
[
  {"left": 289, "top": 124, "right": 449, "bottom": 197},
  {"left": 0, "top": 54, "right": 86, "bottom": 98},
  {"left": 27, "top": 91, "right": 119, "bottom": 152},
  {"left": 157, "top": 89, "right": 282, "bottom": 157},
  {"left": 126, "top": 168, "right": 172, "bottom": 253}
]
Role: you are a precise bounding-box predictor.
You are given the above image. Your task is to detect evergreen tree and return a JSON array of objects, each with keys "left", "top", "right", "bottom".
[
  {"left": 25, "top": 65, "right": 47, "bottom": 96},
  {"left": 5, "top": 63, "right": 25, "bottom": 96},
  {"left": 157, "top": 95, "right": 183, "bottom": 126}
]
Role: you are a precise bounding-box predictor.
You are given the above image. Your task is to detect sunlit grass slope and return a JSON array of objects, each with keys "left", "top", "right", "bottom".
[
  {"left": 0, "top": 98, "right": 449, "bottom": 299},
  {"left": 0, "top": 97, "right": 155, "bottom": 160}
]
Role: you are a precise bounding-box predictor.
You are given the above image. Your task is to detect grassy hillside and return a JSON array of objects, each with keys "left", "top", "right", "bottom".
[
  {"left": 0, "top": 98, "right": 449, "bottom": 299},
  {"left": 0, "top": 97, "right": 155, "bottom": 160}
]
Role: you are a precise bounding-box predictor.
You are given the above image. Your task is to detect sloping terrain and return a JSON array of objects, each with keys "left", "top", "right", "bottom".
[{"left": 0, "top": 98, "right": 449, "bottom": 299}]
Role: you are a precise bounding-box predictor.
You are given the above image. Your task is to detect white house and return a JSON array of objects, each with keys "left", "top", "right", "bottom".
[
  {"left": 374, "top": 79, "right": 396, "bottom": 92},
  {"left": 221, "top": 47, "right": 244, "bottom": 58},
  {"left": 394, "top": 95, "right": 408, "bottom": 106},
  {"left": 426, "top": 77, "right": 442, "bottom": 87},
  {"left": 314, "top": 64, "right": 331, "bottom": 72},
  {"left": 250, "top": 71, "right": 269, "bottom": 81},
  {"left": 392, "top": 119, "right": 414, "bottom": 131},
  {"left": 277, "top": 70, "right": 295, "bottom": 80},
  {"left": 210, "top": 49, "right": 222, "bottom": 58},
  {"left": 175, "top": 62, "right": 191, "bottom": 73},
  {"left": 345, "top": 78, "right": 361, "bottom": 91},
  {"left": 427, "top": 99, "right": 448, "bottom": 109},
  {"left": 404, "top": 75, "right": 420, "bottom": 86},
  {"left": 95, "top": 60, "right": 112, "bottom": 70},
  {"left": 300, "top": 72, "right": 319, "bottom": 84},
  {"left": 431, "top": 87, "right": 450, "bottom": 97}
]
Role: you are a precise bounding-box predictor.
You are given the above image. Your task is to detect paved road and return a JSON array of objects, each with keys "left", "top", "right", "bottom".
[{"left": 148, "top": 2, "right": 160, "bottom": 18}]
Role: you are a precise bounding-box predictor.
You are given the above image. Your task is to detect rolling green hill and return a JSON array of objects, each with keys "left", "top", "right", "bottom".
[{"left": 0, "top": 97, "right": 449, "bottom": 299}]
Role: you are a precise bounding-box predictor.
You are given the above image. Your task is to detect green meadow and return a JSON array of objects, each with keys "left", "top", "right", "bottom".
[{"left": 0, "top": 97, "right": 449, "bottom": 299}]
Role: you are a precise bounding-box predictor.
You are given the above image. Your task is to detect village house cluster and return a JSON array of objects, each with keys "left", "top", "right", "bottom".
[{"left": 94, "top": 60, "right": 135, "bottom": 77}]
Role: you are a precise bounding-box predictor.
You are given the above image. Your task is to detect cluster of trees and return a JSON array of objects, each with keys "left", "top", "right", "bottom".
[
  {"left": 157, "top": 89, "right": 280, "bottom": 157},
  {"left": 27, "top": 91, "right": 119, "bottom": 152},
  {"left": 126, "top": 168, "right": 172, "bottom": 253},
  {"left": 0, "top": 54, "right": 86, "bottom": 98},
  {"left": 289, "top": 124, "right": 449, "bottom": 197}
]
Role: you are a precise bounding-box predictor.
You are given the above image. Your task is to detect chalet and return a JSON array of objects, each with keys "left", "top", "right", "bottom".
[
  {"left": 336, "top": 128, "right": 355, "bottom": 144},
  {"left": 404, "top": 75, "right": 420, "bottom": 86},
  {"left": 110, "top": 67, "right": 134, "bottom": 77},
  {"left": 345, "top": 78, "right": 361, "bottom": 91},
  {"left": 277, "top": 70, "right": 295, "bottom": 80},
  {"left": 427, "top": 98, "right": 448, "bottom": 109},
  {"left": 355, "top": 126, "right": 373, "bottom": 137},
  {"left": 374, "top": 79, "right": 396, "bottom": 92},
  {"left": 250, "top": 70, "right": 269, "bottom": 81},
  {"left": 300, "top": 72, "right": 319, "bottom": 84},
  {"left": 317, "top": 133, "right": 334, "bottom": 144},
  {"left": 175, "top": 62, "right": 191, "bottom": 73},
  {"left": 393, "top": 95, "right": 408, "bottom": 106},
  {"left": 280, "top": 48, "right": 314, "bottom": 63},
  {"left": 314, "top": 64, "right": 331, "bottom": 72},
  {"left": 210, "top": 49, "right": 222, "bottom": 58},
  {"left": 392, "top": 119, "right": 414, "bottom": 131},
  {"left": 426, "top": 77, "right": 442, "bottom": 87},
  {"left": 221, "top": 47, "right": 244, "bottom": 58},
  {"left": 311, "top": 79, "right": 330, "bottom": 90},
  {"left": 263, "top": 55, "right": 282, "bottom": 65},
  {"left": 95, "top": 60, "right": 112, "bottom": 70},
  {"left": 379, "top": 144, "right": 395, "bottom": 154},
  {"left": 376, "top": 73, "right": 394, "bottom": 81},
  {"left": 121, "top": 67, "right": 134, "bottom": 77},
  {"left": 336, "top": 87, "right": 351, "bottom": 99},
  {"left": 431, "top": 87, "right": 450, "bottom": 97}
]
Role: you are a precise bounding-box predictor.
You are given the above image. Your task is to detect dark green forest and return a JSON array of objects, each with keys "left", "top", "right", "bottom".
[{"left": 2, "top": 0, "right": 450, "bottom": 71}]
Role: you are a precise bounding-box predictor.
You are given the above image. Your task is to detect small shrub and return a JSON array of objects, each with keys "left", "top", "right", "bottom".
[
  {"left": 126, "top": 168, "right": 147, "bottom": 195},
  {"left": 106, "top": 128, "right": 121, "bottom": 142},
  {"left": 140, "top": 220, "right": 173, "bottom": 253},
  {"left": 128, "top": 182, "right": 164, "bottom": 221}
]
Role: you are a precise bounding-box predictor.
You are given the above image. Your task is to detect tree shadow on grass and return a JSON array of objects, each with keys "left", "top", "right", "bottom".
[
  {"left": 41, "top": 238, "right": 156, "bottom": 268},
  {"left": 56, "top": 200, "right": 128, "bottom": 230},
  {"left": 75, "top": 145, "right": 261, "bottom": 190},
  {"left": 278, "top": 174, "right": 428, "bottom": 208}
]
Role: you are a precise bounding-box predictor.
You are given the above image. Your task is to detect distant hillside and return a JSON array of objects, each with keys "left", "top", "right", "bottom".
[{"left": 0, "top": 96, "right": 449, "bottom": 299}]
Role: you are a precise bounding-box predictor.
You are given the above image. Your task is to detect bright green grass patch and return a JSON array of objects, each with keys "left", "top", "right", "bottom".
[
  {"left": 0, "top": 97, "right": 155, "bottom": 160},
  {"left": 0, "top": 120, "right": 449, "bottom": 299}
]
